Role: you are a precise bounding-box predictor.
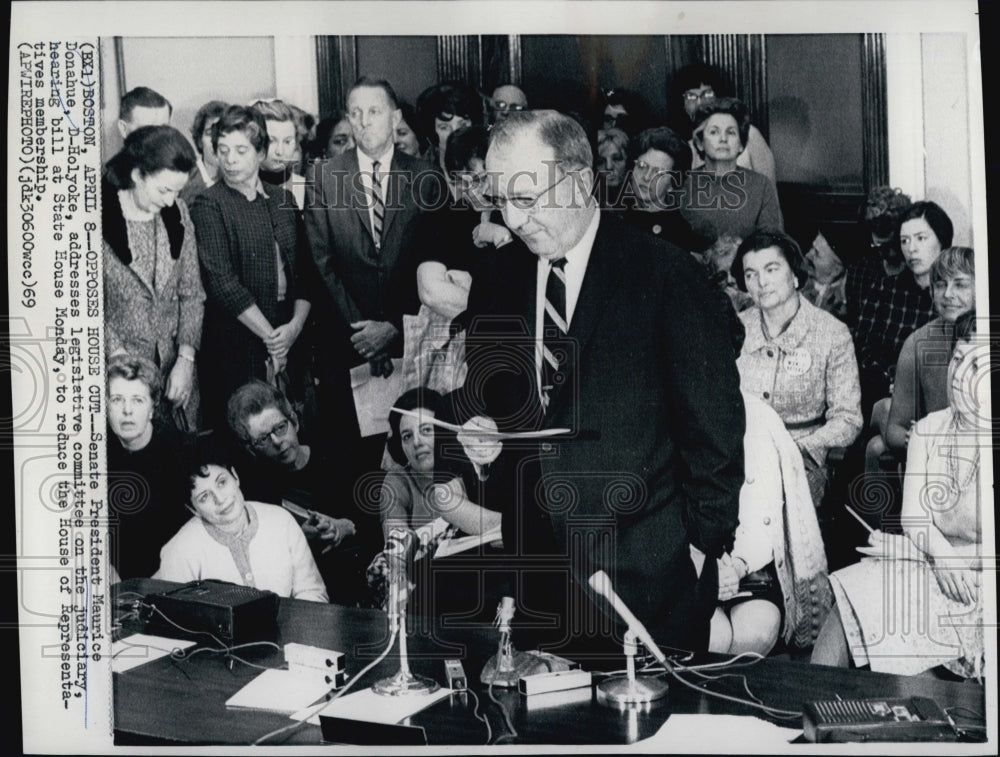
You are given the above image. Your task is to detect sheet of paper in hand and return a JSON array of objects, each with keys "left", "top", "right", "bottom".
[{"left": 351, "top": 359, "right": 405, "bottom": 437}]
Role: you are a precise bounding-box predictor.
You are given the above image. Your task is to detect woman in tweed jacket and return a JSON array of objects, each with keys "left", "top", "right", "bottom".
[
  {"left": 191, "top": 106, "right": 314, "bottom": 431},
  {"left": 733, "top": 230, "right": 863, "bottom": 508},
  {"left": 103, "top": 125, "right": 204, "bottom": 429}
]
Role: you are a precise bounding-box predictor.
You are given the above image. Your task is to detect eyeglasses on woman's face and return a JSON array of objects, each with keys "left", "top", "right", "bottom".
[{"left": 250, "top": 418, "right": 291, "bottom": 450}]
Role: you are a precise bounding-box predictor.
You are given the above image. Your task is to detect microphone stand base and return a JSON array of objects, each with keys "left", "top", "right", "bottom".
[
  {"left": 596, "top": 674, "right": 669, "bottom": 707},
  {"left": 373, "top": 670, "right": 441, "bottom": 696}
]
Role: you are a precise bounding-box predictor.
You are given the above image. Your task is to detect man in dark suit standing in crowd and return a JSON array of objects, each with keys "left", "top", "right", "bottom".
[
  {"left": 304, "top": 77, "right": 446, "bottom": 492},
  {"left": 462, "top": 110, "right": 744, "bottom": 652}
]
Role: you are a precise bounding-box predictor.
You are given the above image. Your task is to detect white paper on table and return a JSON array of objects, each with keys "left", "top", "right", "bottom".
[
  {"left": 644, "top": 714, "right": 801, "bottom": 750},
  {"left": 226, "top": 668, "right": 333, "bottom": 714},
  {"left": 350, "top": 359, "right": 406, "bottom": 437},
  {"left": 292, "top": 686, "right": 452, "bottom": 726},
  {"left": 111, "top": 634, "right": 197, "bottom": 674}
]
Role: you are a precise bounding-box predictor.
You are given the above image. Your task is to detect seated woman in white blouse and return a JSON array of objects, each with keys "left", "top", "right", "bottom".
[
  {"left": 733, "top": 230, "right": 863, "bottom": 508},
  {"left": 155, "top": 436, "right": 327, "bottom": 602}
]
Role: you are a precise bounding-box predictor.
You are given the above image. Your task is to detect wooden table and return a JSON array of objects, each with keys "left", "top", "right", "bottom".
[{"left": 113, "top": 579, "right": 986, "bottom": 746}]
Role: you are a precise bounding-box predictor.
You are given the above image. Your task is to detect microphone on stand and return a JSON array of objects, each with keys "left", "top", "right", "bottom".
[
  {"left": 587, "top": 570, "right": 670, "bottom": 706},
  {"left": 372, "top": 529, "right": 439, "bottom": 696}
]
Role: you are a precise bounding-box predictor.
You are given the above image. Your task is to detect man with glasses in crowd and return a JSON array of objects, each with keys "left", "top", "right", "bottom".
[
  {"left": 486, "top": 84, "right": 528, "bottom": 125},
  {"left": 461, "top": 110, "right": 745, "bottom": 653}
]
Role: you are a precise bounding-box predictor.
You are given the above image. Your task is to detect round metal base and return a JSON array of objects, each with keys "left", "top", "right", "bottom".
[
  {"left": 596, "top": 675, "right": 669, "bottom": 707},
  {"left": 372, "top": 670, "right": 441, "bottom": 696}
]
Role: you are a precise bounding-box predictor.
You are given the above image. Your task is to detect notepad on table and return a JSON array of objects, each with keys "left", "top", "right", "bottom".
[
  {"left": 226, "top": 668, "right": 334, "bottom": 714},
  {"left": 293, "top": 686, "right": 452, "bottom": 726}
]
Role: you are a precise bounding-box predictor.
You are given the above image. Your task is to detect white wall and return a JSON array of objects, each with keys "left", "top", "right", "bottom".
[
  {"left": 887, "top": 33, "right": 974, "bottom": 246},
  {"left": 100, "top": 36, "right": 320, "bottom": 160},
  {"left": 921, "top": 34, "right": 972, "bottom": 246}
]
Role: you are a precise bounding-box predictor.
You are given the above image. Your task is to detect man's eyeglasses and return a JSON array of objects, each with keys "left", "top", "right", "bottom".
[
  {"left": 250, "top": 418, "right": 290, "bottom": 450},
  {"left": 683, "top": 88, "right": 716, "bottom": 103},
  {"left": 492, "top": 101, "right": 526, "bottom": 113},
  {"left": 482, "top": 172, "right": 572, "bottom": 213}
]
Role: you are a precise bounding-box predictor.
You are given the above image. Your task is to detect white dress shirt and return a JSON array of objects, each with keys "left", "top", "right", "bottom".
[{"left": 534, "top": 208, "right": 601, "bottom": 399}]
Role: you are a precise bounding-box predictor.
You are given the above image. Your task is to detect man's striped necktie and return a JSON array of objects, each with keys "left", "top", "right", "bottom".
[
  {"left": 540, "top": 256, "right": 568, "bottom": 411},
  {"left": 371, "top": 160, "right": 384, "bottom": 249}
]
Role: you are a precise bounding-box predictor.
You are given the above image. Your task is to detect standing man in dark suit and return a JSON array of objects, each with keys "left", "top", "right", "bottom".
[
  {"left": 304, "top": 77, "right": 447, "bottom": 494},
  {"left": 463, "top": 110, "right": 744, "bottom": 653}
]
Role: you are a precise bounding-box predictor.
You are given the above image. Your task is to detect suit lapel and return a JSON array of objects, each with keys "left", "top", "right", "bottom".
[
  {"left": 381, "top": 153, "right": 411, "bottom": 241},
  {"left": 545, "top": 221, "right": 625, "bottom": 413},
  {"left": 350, "top": 150, "right": 376, "bottom": 243}
]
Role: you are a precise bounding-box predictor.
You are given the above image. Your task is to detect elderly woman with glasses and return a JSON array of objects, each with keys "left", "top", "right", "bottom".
[
  {"left": 621, "top": 126, "right": 710, "bottom": 253},
  {"left": 226, "top": 380, "right": 385, "bottom": 606}
]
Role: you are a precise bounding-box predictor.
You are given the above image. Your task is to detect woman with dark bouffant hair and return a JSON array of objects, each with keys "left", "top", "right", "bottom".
[
  {"left": 415, "top": 82, "right": 481, "bottom": 172},
  {"left": 733, "top": 229, "right": 862, "bottom": 508},
  {"left": 310, "top": 110, "right": 355, "bottom": 160},
  {"left": 103, "top": 125, "right": 204, "bottom": 430}
]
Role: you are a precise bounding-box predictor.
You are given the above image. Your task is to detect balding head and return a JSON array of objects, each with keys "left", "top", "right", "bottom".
[
  {"left": 490, "top": 85, "right": 528, "bottom": 121},
  {"left": 485, "top": 110, "right": 596, "bottom": 261}
]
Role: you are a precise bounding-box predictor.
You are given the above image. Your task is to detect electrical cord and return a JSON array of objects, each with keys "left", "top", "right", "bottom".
[
  {"left": 175, "top": 641, "right": 285, "bottom": 671},
  {"left": 664, "top": 661, "right": 802, "bottom": 720},
  {"left": 142, "top": 602, "right": 230, "bottom": 649},
  {"left": 945, "top": 706, "right": 985, "bottom": 721},
  {"left": 614, "top": 643, "right": 798, "bottom": 720},
  {"left": 252, "top": 629, "right": 398, "bottom": 746},
  {"left": 487, "top": 677, "right": 518, "bottom": 743},
  {"left": 465, "top": 688, "right": 492, "bottom": 744}
]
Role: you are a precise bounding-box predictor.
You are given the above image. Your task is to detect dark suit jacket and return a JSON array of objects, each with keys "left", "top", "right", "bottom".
[
  {"left": 303, "top": 149, "right": 447, "bottom": 361},
  {"left": 463, "top": 211, "right": 745, "bottom": 648}
]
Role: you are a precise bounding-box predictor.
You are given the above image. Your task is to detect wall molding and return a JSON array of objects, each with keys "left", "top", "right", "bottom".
[
  {"left": 699, "top": 34, "right": 768, "bottom": 139},
  {"left": 861, "top": 33, "right": 890, "bottom": 191},
  {"left": 315, "top": 36, "right": 357, "bottom": 117}
]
